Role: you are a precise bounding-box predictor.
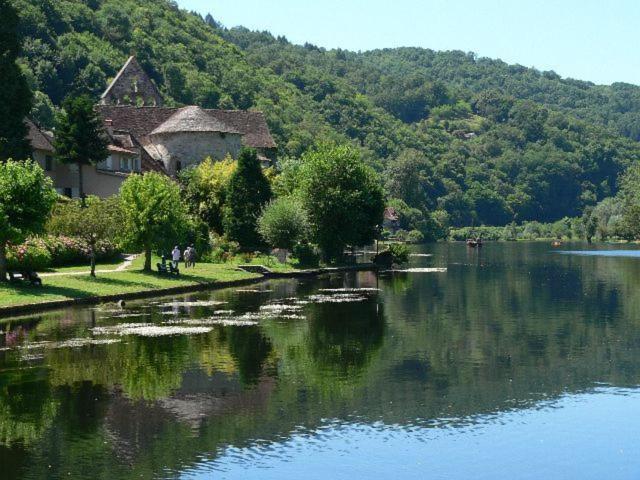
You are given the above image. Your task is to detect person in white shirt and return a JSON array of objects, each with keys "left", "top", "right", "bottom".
[{"left": 171, "top": 246, "right": 181, "bottom": 269}]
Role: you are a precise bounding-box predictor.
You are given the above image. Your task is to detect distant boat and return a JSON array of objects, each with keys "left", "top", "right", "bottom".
[
  {"left": 466, "top": 238, "right": 483, "bottom": 248},
  {"left": 551, "top": 240, "right": 562, "bottom": 247}
]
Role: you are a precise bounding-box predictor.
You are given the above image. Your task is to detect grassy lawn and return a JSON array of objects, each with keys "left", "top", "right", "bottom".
[{"left": 0, "top": 256, "right": 262, "bottom": 309}]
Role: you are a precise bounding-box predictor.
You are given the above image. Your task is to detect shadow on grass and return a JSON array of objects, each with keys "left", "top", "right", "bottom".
[
  {"left": 2, "top": 273, "right": 184, "bottom": 303},
  {"left": 0, "top": 266, "right": 255, "bottom": 308},
  {"left": 131, "top": 269, "right": 245, "bottom": 285},
  {"left": 41, "top": 258, "right": 123, "bottom": 273}
]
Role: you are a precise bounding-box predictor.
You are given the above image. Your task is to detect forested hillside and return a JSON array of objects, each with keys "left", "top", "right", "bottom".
[{"left": 12, "top": 0, "right": 640, "bottom": 228}]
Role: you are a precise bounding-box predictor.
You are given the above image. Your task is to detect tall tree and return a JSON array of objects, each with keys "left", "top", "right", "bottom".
[
  {"left": 179, "top": 156, "right": 236, "bottom": 235},
  {"left": 54, "top": 95, "right": 109, "bottom": 204},
  {"left": 297, "top": 144, "right": 385, "bottom": 261},
  {"left": 223, "top": 148, "right": 272, "bottom": 250},
  {"left": 0, "top": 160, "right": 56, "bottom": 281},
  {"left": 0, "top": 0, "right": 32, "bottom": 161},
  {"left": 119, "top": 172, "right": 188, "bottom": 272}
]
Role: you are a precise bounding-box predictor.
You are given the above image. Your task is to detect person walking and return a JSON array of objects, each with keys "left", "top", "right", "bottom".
[
  {"left": 189, "top": 244, "right": 197, "bottom": 268},
  {"left": 171, "top": 245, "right": 181, "bottom": 269},
  {"left": 183, "top": 246, "right": 191, "bottom": 269}
]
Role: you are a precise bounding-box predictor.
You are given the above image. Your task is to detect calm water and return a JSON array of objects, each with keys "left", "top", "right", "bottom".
[{"left": 2, "top": 242, "right": 640, "bottom": 479}]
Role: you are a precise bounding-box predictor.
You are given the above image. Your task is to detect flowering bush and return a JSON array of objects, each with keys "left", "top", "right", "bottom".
[
  {"left": 204, "top": 235, "right": 240, "bottom": 263},
  {"left": 6, "top": 241, "right": 52, "bottom": 271},
  {"left": 8, "top": 235, "right": 122, "bottom": 269}
]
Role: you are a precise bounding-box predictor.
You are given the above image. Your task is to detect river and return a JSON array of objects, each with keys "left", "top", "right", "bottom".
[{"left": 1, "top": 242, "right": 640, "bottom": 479}]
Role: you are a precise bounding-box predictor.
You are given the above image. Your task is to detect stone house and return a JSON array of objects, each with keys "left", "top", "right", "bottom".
[
  {"left": 25, "top": 55, "right": 277, "bottom": 198},
  {"left": 98, "top": 104, "right": 276, "bottom": 176},
  {"left": 98, "top": 56, "right": 277, "bottom": 175},
  {"left": 27, "top": 119, "right": 141, "bottom": 198}
]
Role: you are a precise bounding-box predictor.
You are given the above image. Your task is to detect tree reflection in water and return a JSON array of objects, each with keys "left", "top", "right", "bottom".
[{"left": 1, "top": 243, "right": 640, "bottom": 478}]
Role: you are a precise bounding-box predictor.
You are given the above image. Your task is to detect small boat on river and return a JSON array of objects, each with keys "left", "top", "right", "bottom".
[{"left": 551, "top": 240, "right": 563, "bottom": 247}]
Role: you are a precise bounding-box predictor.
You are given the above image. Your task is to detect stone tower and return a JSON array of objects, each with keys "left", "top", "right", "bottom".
[{"left": 100, "top": 56, "right": 164, "bottom": 107}]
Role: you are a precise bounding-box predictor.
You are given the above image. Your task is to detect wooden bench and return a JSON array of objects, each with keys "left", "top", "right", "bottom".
[
  {"left": 8, "top": 270, "right": 43, "bottom": 286},
  {"left": 157, "top": 262, "right": 180, "bottom": 276}
]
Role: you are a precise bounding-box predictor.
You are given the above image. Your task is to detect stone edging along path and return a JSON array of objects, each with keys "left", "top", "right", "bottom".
[{"left": 0, "top": 264, "right": 378, "bottom": 319}]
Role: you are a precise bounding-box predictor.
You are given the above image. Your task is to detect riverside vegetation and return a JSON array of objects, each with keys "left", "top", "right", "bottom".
[
  {"left": 3, "top": 0, "right": 640, "bottom": 308},
  {"left": 8, "top": 0, "right": 640, "bottom": 239}
]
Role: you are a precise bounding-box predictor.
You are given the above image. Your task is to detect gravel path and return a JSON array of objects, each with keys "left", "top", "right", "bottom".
[{"left": 39, "top": 254, "right": 138, "bottom": 277}]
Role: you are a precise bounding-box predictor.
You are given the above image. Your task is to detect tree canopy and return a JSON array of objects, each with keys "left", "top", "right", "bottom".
[
  {"left": 47, "top": 196, "right": 122, "bottom": 276},
  {"left": 0, "top": 0, "right": 32, "bottom": 161},
  {"left": 222, "top": 148, "right": 272, "bottom": 250},
  {"left": 296, "top": 144, "right": 385, "bottom": 260},
  {"left": 119, "top": 172, "right": 188, "bottom": 271},
  {"left": 0, "top": 160, "right": 56, "bottom": 280},
  {"left": 258, "top": 196, "right": 309, "bottom": 252},
  {"left": 10, "top": 0, "right": 640, "bottom": 226}
]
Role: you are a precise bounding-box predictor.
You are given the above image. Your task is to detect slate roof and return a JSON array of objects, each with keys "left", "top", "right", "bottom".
[
  {"left": 25, "top": 119, "right": 54, "bottom": 153},
  {"left": 97, "top": 105, "right": 277, "bottom": 149},
  {"left": 150, "top": 106, "right": 239, "bottom": 136}
]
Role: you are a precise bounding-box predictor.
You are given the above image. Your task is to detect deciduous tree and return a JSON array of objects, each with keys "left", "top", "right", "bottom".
[
  {"left": 119, "top": 172, "right": 188, "bottom": 272},
  {"left": 47, "top": 196, "right": 122, "bottom": 276},
  {"left": 0, "top": 160, "right": 56, "bottom": 281},
  {"left": 297, "top": 144, "right": 385, "bottom": 261}
]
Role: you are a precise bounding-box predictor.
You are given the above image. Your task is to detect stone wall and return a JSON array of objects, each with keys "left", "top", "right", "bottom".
[
  {"left": 101, "top": 57, "right": 163, "bottom": 107},
  {"left": 149, "top": 131, "right": 243, "bottom": 176},
  {"left": 34, "top": 149, "right": 126, "bottom": 198}
]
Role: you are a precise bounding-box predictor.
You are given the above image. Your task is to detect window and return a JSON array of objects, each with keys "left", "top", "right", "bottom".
[
  {"left": 98, "top": 155, "right": 113, "bottom": 171},
  {"left": 134, "top": 157, "right": 141, "bottom": 172},
  {"left": 45, "top": 156, "right": 53, "bottom": 171},
  {"left": 121, "top": 157, "right": 133, "bottom": 172},
  {"left": 63, "top": 187, "right": 72, "bottom": 198}
]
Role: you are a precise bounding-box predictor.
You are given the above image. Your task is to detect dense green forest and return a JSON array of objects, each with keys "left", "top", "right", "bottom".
[{"left": 11, "top": 0, "right": 640, "bottom": 228}]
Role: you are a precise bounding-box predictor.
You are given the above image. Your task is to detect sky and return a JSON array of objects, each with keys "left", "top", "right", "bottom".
[{"left": 177, "top": 0, "right": 640, "bottom": 86}]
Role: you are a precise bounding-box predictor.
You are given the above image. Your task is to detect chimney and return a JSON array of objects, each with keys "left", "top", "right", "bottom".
[{"left": 104, "top": 119, "right": 113, "bottom": 135}]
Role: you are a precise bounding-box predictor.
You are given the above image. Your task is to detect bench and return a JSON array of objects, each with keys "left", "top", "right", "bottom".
[
  {"left": 8, "top": 270, "right": 43, "bottom": 286},
  {"left": 157, "top": 262, "right": 180, "bottom": 276}
]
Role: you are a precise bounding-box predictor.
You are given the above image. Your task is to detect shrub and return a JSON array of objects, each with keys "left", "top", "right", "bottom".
[
  {"left": 374, "top": 242, "right": 410, "bottom": 268},
  {"left": 7, "top": 241, "right": 52, "bottom": 271},
  {"left": 8, "top": 235, "right": 122, "bottom": 269},
  {"left": 41, "top": 235, "right": 121, "bottom": 266},
  {"left": 292, "top": 242, "right": 320, "bottom": 267},
  {"left": 258, "top": 196, "right": 309, "bottom": 251},
  {"left": 387, "top": 243, "right": 410, "bottom": 264},
  {"left": 406, "top": 230, "right": 425, "bottom": 244},
  {"left": 205, "top": 236, "right": 240, "bottom": 263},
  {"left": 394, "top": 229, "right": 408, "bottom": 241}
]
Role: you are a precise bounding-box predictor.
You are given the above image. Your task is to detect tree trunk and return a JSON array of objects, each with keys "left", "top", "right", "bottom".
[
  {"left": 90, "top": 244, "right": 96, "bottom": 277},
  {"left": 78, "top": 162, "right": 85, "bottom": 207},
  {"left": 144, "top": 243, "right": 152, "bottom": 272},
  {"left": 0, "top": 243, "right": 7, "bottom": 283}
]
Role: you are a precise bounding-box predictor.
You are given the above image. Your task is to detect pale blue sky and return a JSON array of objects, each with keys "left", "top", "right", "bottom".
[{"left": 177, "top": 0, "right": 640, "bottom": 86}]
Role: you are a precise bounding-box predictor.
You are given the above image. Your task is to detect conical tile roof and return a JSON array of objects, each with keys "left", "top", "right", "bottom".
[{"left": 150, "top": 106, "right": 239, "bottom": 135}]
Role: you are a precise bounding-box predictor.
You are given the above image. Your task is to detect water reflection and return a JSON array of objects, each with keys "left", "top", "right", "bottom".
[{"left": 1, "top": 242, "right": 640, "bottom": 478}]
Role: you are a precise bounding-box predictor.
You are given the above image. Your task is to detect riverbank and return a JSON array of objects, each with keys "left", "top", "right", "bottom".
[{"left": 0, "top": 256, "right": 377, "bottom": 318}]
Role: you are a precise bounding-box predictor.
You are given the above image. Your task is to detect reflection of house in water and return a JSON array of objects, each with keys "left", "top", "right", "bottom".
[{"left": 104, "top": 369, "right": 276, "bottom": 461}]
